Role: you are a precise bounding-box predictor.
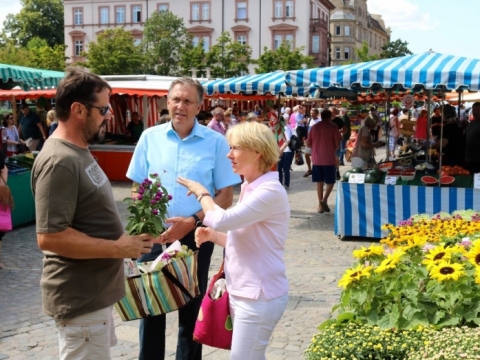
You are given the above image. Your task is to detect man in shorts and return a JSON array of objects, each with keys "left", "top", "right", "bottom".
[
  {"left": 303, "top": 108, "right": 322, "bottom": 177},
  {"left": 31, "top": 67, "right": 154, "bottom": 360},
  {"left": 307, "top": 109, "right": 342, "bottom": 213}
]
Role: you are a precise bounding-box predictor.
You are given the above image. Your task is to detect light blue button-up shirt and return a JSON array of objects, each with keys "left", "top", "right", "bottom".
[{"left": 127, "top": 120, "right": 241, "bottom": 218}]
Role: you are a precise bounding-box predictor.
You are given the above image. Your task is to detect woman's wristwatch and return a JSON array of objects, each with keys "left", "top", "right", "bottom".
[{"left": 197, "top": 193, "right": 211, "bottom": 202}]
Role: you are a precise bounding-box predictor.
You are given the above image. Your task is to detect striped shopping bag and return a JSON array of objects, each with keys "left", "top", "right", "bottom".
[{"left": 115, "top": 252, "right": 199, "bottom": 321}]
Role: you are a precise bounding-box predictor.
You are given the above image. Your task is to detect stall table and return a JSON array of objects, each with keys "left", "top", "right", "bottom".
[
  {"left": 89, "top": 145, "right": 135, "bottom": 182},
  {"left": 335, "top": 180, "right": 480, "bottom": 239},
  {"left": 8, "top": 171, "right": 35, "bottom": 227}
]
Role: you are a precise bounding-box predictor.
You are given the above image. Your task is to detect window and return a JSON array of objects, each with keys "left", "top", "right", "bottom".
[
  {"left": 345, "top": 25, "right": 350, "bottom": 36},
  {"left": 344, "top": 47, "right": 350, "bottom": 59},
  {"left": 158, "top": 3, "right": 169, "bottom": 12},
  {"left": 116, "top": 6, "right": 125, "bottom": 23},
  {"left": 74, "top": 8, "right": 83, "bottom": 25},
  {"left": 274, "top": 35, "right": 283, "bottom": 49},
  {"left": 134, "top": 38, "right": 142, "bottom": 46},
  {"left": 285, "top": 34, "right": 294, "bottom": 50},
  {"left": 192, "top": 36, "right": 200, "bottom": 47},
  {"left": 237, "top": 35, "right": 247, "bottom": 45},
  {"left": 274, "top": 1, "right": 282, "bottom": 18},
  {"left": 285, "top": 1, "right": 294, "bottom": 18},
  {"left": 236, "top": 2, "right": 247, "bottom": 20},
  {"left": 191, "top": 2, "right": 210, "bottom": 21},
  {"left": 335, "top": 25, "right": 341, "bottom": 35},
  {"left": 335, "top": 47, "right": 341, "bottom": 59},
  {"left": 75, "top": 40, "right": 83, "bottom": 56},
  {"left": 312, "top": 35, "right": 319, "bottom": 53},
  {"left": 100, "top": 7, "right": 109, "bottom": 24},
  {"left": 202, "top": 36, "right": 210, "bottom": 52},
  {"left": 132, "top": 5, "right": 141, "bottom": 23}
]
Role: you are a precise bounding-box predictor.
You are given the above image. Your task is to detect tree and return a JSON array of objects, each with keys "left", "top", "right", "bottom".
[
  {"left": 342, "top": 41, "right": 379, "bottom": 64},
  {"left": 1, "top": 0, "right": 64, "bottom": 47},
  {"left": 0, "top": 38, "right": 66, "bottom": 71},
  {"left": 254, "top": 42, "right": 315, "bottom": 73},
  {"left": 206, "top": 32, "right": 252, "bottom": 78},
  {"left": 82, "top": 28, "right": 144, "bottom": 75},
  {"left": 142, "top": 11, "right": 191, "bottom": 76},
  {"left": 380, "top": 39, "right": 413, "bottom": 59},
  {"left": 179, "top": 39, "right": 208, "bottom": 78}
]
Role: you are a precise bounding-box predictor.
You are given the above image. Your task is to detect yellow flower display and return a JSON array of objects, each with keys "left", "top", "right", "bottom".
[
  {"left": 352, "top": 244, "right": 384, "bottom": 259},
  {"left": 429, "top": 262, "right": 465, "bottom": 282},
  {"left": 466, "top": 241, "right": 480, "bottom": 267},
  {"left": 338, "top": 265, "right": 373, "bottom": 289},
  {"left": 422, "top": 245, "right": 453, "bottom": 269},
  {"left": 374, "top": 250, "right": 405, "bottom": 273}
]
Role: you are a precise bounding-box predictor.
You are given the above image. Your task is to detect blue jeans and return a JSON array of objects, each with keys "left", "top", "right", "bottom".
[
  {"left": 278, "top": 151, "right": 294, "bottom": 187},
  {"left": 339, "top": 140, "right": 347, "bottom": 164},
  {"left": 138, "top": 231, "right": 214, "bottom": 360}
]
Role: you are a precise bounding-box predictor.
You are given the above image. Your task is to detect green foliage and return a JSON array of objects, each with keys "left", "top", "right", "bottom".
[
  {"left": 124, "top": 173, "right": 171, "bottom": 237},
  {"left": 179, "top": 39, "right": 208, "bottom": 78},
  {"left": 82, "top": 28, "right": 144, "bottom": 75},
  {"left": 0, "top": 38, "right": 66, "bottom": 71},
  {"left": 343, "top": 41, "right": 379, "bottom": 64},
  {"left": 206, "top": 32, "right": 253, "bottom": 78},
  {"left": 142, "top": 11, "right": 191, "bottom": 76},
  {"left": 254, "top": 42, "right": 315, "bottom": 73},
  {"left": 380, "top": 39, "right": 413, "bottom": 59},
  {"left": 1, "top": 0, "right": 64, "bottom": 47}
]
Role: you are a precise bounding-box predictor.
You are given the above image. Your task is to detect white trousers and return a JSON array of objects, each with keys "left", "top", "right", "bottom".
[
  {"left": 56, "top": 306, "right": 117, "bottom": 360},
  {"left": 229, "top": 293, "right": 288, "bottom": 360}
]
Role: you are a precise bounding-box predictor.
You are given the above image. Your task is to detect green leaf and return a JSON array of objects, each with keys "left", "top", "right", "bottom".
[
  {"left": 378, "top": 306, "right": 400, "bottom": 329},
  {"left": 336, "top": 312, "right": 355, "bottom": 323}
]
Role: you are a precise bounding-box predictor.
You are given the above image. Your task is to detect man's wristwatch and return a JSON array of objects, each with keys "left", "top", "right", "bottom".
[{"left": 191, "top": 214, "right": 201, "bottom": 227}]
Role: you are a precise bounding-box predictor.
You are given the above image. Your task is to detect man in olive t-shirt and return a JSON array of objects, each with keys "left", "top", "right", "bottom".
[{"left": 31, "top": 67, "right": 154, "bottom": 360}]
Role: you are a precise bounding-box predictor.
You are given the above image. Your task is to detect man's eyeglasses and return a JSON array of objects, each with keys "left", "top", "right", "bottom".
[{"left": 83, "top": 103, "right": 110, "bottom": 116}]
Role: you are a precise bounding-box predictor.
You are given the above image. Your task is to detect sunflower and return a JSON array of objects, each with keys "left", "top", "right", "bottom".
[
  {"left": 429, "top": 262, "right": 465, "bottom": 282},
  {"left": 338, "top": 265, "right": 373, "bottom": 289},
  {"left": 374, "top": 250, "right": 405, "bottom": 274},
  {"left": 475, "top": 267, "right": 480, "bottom": 284},
  {"left": 422, "top": 245, "right": 453, "bottom": 269},
  {"left": 400, "top": 234, "right": 428, "bottom": 251},
  {"left": 353, "top": 244, "right": 384, "bottom": 259},
  {"left": 466, "top": 241, "right": 480, "bottom": 267}
]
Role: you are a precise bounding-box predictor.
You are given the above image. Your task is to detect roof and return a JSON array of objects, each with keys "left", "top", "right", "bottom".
[{"left": 369, "top": 16, "right": 389, "bottom": 35}]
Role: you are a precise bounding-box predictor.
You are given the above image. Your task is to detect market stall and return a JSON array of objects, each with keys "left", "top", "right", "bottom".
[{"left": 286, "top": 52, "right": 480, "bottom": 239}]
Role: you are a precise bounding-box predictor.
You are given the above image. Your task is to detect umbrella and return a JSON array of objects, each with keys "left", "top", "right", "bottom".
[
  {"left": 202, "top": 70, "right": 316, "bottom": 97},
  {"left": 0, "top": 64, "right": 64, "bottom": 91},
  {"left": 285, "top": 52, "right": 480, "bottom": 91}
]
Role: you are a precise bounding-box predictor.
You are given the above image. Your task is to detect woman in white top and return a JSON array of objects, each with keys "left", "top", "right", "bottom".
[
  {"left": 2, "top": 113, "right": 24, "bottom": 156},
  {"left": 389, "top": 108, "right": 400, "bottom": 157},
  {"left": 177, "top": 122, "right": 289, "bottom": 360}
]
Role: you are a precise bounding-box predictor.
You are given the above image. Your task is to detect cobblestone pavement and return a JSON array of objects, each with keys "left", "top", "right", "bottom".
[{"left": 0, "top": 161, "right": 375, "bottom": 360}]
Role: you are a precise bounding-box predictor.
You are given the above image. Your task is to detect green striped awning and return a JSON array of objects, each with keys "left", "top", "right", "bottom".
[{"left": 0, "top": 64, "right": 64, "bottom": 91}]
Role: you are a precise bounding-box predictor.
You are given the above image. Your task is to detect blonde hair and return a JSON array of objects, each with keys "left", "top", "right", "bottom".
[
  {"left": 226, "top": 122, "right": 278, "bottom": 173},
  {"left": 46, "top": 109, "right": 57, "bottom": 126},
  {"left": 224, "top": 108, "right": 232, "bottom": 117}
]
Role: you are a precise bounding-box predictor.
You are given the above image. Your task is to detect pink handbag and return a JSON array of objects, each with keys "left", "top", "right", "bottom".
[
  {"left": 193, "top": 261, "right": 232, "bottom": 349},
  {"left": 0, "top": 180, "right": 13, "bottom": 232}
]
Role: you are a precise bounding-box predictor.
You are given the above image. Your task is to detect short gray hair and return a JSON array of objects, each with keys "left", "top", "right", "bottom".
[
  {"left": 245, "top": 112, "right": 257, "bottom": 122},
  {"left": 212, "top": 107, "right": 225, "bottom": 115},
  {"left": 168, "top": 77, "right": 204, "bottom": 104}
]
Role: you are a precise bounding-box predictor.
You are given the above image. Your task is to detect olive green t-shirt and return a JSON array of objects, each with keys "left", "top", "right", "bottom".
[{"left": 31, "top": 139, "right": 125, "bottom": 320}]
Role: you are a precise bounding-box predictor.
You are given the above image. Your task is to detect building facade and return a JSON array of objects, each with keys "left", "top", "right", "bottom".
[
  {"left": 64, "top": 0, "right": 336, "bottom": 72},
  {"left": 329, "top": 0, "right": 390, "bottom": 65}
]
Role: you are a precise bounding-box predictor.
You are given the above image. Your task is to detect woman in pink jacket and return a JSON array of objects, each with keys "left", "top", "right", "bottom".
[{"left": 178, "top": 121, "right": 289, "bottom": 360}]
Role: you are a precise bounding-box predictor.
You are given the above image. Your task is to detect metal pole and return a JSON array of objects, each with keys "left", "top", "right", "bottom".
[
  {"left": 426, "top": 90, "right": 432, "bottom": 164},
  {"left": 438, "top": 91, "right": 445, "bottom": 186}
]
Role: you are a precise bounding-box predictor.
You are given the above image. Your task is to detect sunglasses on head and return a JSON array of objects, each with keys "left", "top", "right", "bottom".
[{"left": 83, "top": 103, "right": 110, "bottom": 116}]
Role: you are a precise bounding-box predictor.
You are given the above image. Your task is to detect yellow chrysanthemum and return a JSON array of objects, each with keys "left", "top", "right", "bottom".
[
  {"left": 475, "top": 267, "right": 480, "bottom": 284},
  {"left": 466, "top": 241, "right": 480, "bottom": 267},
  {"left": 429, "top": 262, "right": 465, "bottom": 282},
  {"left": 338, "top": 265, "right": 373, "bottom": 289},
  {"left": 353, "top": 244, "right": 384, "bottom": 259},
  {"left": 374, "top": 250, "right": 405, "bottom": 273},
  {"left": 422, "top": 245, "right": 453, "bottom": 269}
]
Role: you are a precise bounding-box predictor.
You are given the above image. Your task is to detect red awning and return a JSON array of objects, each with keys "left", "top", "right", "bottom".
[{"left": 0, "top": 89, "right": 56, "bottom": 100}]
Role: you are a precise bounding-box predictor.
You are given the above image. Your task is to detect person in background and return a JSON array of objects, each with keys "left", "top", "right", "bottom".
[
  {"left": 126, "top": 111, "right": 144, "bottom": 142},
  {"left": 414, "top": 109, "right": 428, "bottom": 141},
  {"left": 31, "top": 66, "right": 154, "bottom": 360},
  {"left": 18, "top": 104, "right": 48, "bottom": 151},
  {"left": 276, "top": 115, "right": 293, "bottom": 189},
  {"left": 389, "top": 107, "right": 400, "bottom": 158},
  {"left": 430, "top": 106, "right": 443, "bottom": 139},
  {"left": 295, "top": 105, "right": 307, "bottom": 145},
  {"left": 289, "top": 105, "right": 299, "bottom": 130},
  {"left": 350, "top": 117, "right": 384, "bottom": 169},
  {"left": 245, "top": 112, "right": 258, "bottom": 122},
  {"left": 368, "top": 106, "right": 381, "bottom": 142},
  {"left": 177, "top": 121, "right": 289, "bottom": 360},
  {"left": 339, "top": 108, "right": 351, "bottom": 166},
  {"left": 253, "top": 104, "right": 262, "bottom": 116},
  {"left": 127, "top": 77, "right": 240, "bottom": 360},
  {"left": 207, "top": 107, "right": 226, "bottom": 135},
  {"left": 283, "top": 107, "right": 291, "bottom": 126},
  {"left": 329, "top": 107, "right": 345, "bottom": 181},
  {"left": 303, "top": 108, "right": 321, "bottom": 177},
  {"left": 225, "top": 108, "right": 238, "bottom": 126},
  {"left": 3, "top": 113, "right": 25, "bottom": 156},
  {"left": 46, "top": 109, "right": 59, "bottom": 136},
  {"left": 267, "top": 104, "right": 278, "bottom": 129},
  {"left": 466, "top": 102, "right": 480, "bottom": 173},
  {"left": 0, "top": 148, "right": 8, "bottom": 269},
  {"left": 308, "top": 109, "right": 342, "bottom": 214}
]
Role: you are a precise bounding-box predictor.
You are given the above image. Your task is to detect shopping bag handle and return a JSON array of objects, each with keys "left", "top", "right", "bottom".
[{"left": 161, "top": 266, "right": 196, "bottom": 300}]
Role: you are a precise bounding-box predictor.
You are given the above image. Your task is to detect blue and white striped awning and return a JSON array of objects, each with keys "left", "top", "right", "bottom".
[
  {"left": 202, "top": 70, "right": 315, "bottom": 96},
  {"left": 286, "top": 52, "right": 480, "bottom": 91}
]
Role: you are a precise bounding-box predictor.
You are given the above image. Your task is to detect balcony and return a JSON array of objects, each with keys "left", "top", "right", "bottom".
[
  {"left": 309, "top": 51, "right": 328, "bottom": 67},
  {"left": 310, "top": 18, "right": 328, "bottom": 33}
]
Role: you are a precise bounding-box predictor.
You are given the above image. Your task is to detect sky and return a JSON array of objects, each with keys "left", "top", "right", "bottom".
[{"left": 0, "top": 0, "right": 478, "bottom": 59}]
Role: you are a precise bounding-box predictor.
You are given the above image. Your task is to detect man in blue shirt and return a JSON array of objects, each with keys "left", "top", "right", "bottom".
[
  {"left": 18, "top": 104, "right": 47, "bottom": 151},
  {"left": 127, "top": 77, "right": 240, "bottom": 360}
]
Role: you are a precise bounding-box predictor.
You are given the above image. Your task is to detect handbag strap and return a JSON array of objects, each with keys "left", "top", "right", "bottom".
[
  {"left": 161, "top": 266, "right": 195, "bottom": 300},
  {"left": 207, "top": 260, "right": 225, "bottom": 293}
]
